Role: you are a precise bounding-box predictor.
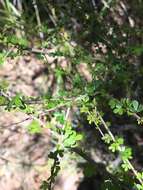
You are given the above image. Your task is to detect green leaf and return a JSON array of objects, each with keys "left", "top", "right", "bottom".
[
  {"left": 132, "top": 45, "right": 143, "bottom": 56},
  {"left": 0, "top": 96, "right": 7, "bottom": 105},
  {"left": 87, "top": 112, "right": 95, "bottom": 124},
  {"left": 54, "top": 112, "right": 65, "bottom": 125},
  {"left": 27, "top": 120, "right": 41, "bottom": 134},
  {"left": 63, "top": 137, "right": 76, "bottom": 147},
  {"left": 113, "top": 107, "right": 123, "bottom": 115},
  {"left": 63, "top": 130, "right": 82, "bottom": 147},
  {"left": 138, "top": 105, "right": 143, "bottom": 112},
  {"left": 102, "top": 134, "right": 112, "bottom": 144},
  {"left": 116, "top": 137, "right": 124, "bottom": 145},
  {"left": 135, "top": 184, "right": 143, "bottom": 190},
  {"left": 0, "top": 80, "right": 9, "bottom": 91},
  {"left": 13, "top": 95, "right": 22, "bottom": 106},
  {"left": 12, "top": 94, "right": 26, "bottom": 109},
  {"left": 75, "top": 134, "right": 83, "bottom": 141},
  {"left": 132, "top": 100, "right": 139, "bottom": 111},
  {"left": 80, "top": 105, "right": 89, "bottom": 113},
  {"left": 109, "top": 143, "right": 118, "bottom": 152},
  {"left": 0, "top": 53, "right": 5, "bottom": 65},
  {"left": 121, "top": 161, "right": 131, "bottom": 172},
  {"left": 109, "top": 137, "right": 123, "bottom": 152},
  {"left": 120, "top": 147, "right": 132, "bottom": 161},
  {"left": 137, "top": 172, "right": 143, "bottom": 180},
  {"left": 109, "top": 99, "right": 117, "bottom": 109}
]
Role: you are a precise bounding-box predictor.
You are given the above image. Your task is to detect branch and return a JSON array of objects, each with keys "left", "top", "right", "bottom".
[
  {"left": 97, "top": 112, "right": 143, "bottom": 185},
  {"left": 32, "top": 0, "right": 44, "bottom": 40}
]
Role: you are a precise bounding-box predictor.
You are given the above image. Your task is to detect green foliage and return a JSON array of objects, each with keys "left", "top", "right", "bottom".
[
  {"left": 0, "top": 80, "right": 9, "bottom": 91},
  {"left": 0, "top": 52, "right": 6, "bottom": 65},
  {"left": 135, "top": 184, "right": 143, "bottom": 190},
  {"left": 102, "top": 134, "right": 112, "bottom": 144},
  {"left": 121, "top": 160, "right": 131, "bottom": 172},
  {"left": 54, "top": 111, "right": 65, "bottom": 125},
  {"left": 40, "top": 149, "right": 63, "bottom": 190},
  {"left": 131, "top": 45, "right": 143, "bottom": 56},
  {"left": 109, "top": 98, "right": 143, "bottom": 116},
  {"left": 137, "top": 172, "right": 143, "bottom": 181},
  {"left": 109, "top": 137, "right": 124, "bottom": 152},
  {"left": 63, "top": 122, "right": 83, "bottom": 148},
  {"left": 6, "top": 94, "right": 26, "bottom": 111},
  {"left": 27, "top": 120, "right": 41, "bottom": 134},
  {"left": 120, "top": 147, "right": 132, "bottom": 161}
]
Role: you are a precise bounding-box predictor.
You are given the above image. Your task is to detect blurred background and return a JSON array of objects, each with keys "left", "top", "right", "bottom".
[{"left": 0, "top": 0, "right": 143, "bottom": 189}]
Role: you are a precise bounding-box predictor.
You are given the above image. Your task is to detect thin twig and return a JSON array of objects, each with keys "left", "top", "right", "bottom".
[
  {"left": 65, "top": 107, "right": 70, "bottom": 120},
  {"left": 133, "top": 113, "right": 141, "bottom": 120},
  {"left": 98, "top": 112, "right": 115, "bottom": 141},
  {"left": 1, "top": 117, "right": 31, "bottom": 128},
  {"left": 97, "top": 111, "right": 143, "bottom": 185},
  {"left": 32, "top": 0, "right": 44, "bottom": 40}
]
